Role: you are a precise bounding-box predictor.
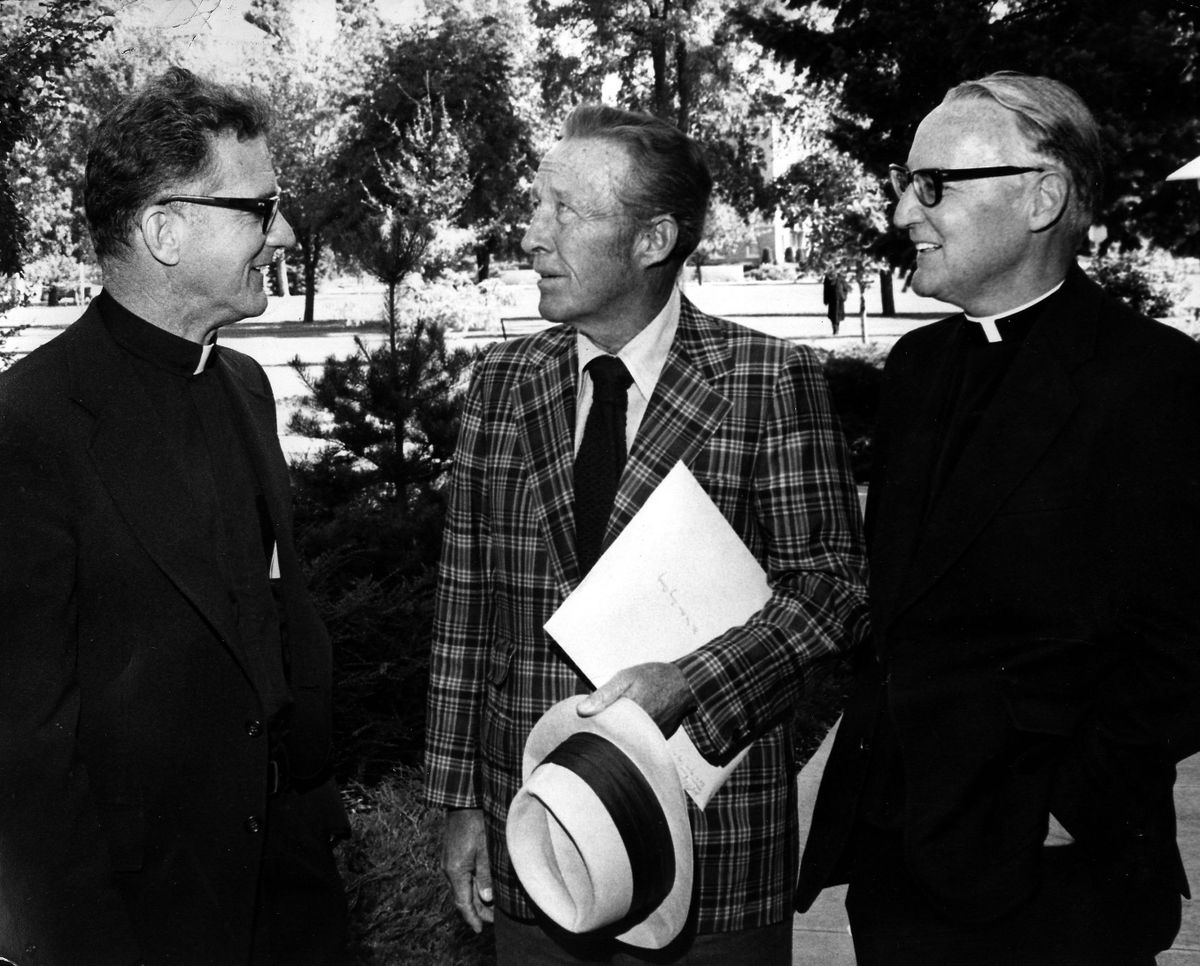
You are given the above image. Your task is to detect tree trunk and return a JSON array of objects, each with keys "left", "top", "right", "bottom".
[
  {"left": 879, "top": 269, "right": 895, "bottom": 316},
  {"left": 475, "top": 244, "right": 491, "bottom": 282},
  {"left": 859, "top": 287, "right": 869, "bottom": 343},
  {"left": 304, "top": 249, "right": 320, "bottom": 325},
  {"left": 675, "top": 38, "right": 691, "bottom": 134},
  {"left": 385, "top": 280, "right": 399, "bottom": 355},
  {"left": 649, "top": 2, "right": 669, "bottom": 119}
]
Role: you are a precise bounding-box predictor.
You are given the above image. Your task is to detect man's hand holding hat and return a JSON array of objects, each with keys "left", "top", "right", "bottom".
[{"left": 577, "top": 661, "right": 697, "bottom": 739}]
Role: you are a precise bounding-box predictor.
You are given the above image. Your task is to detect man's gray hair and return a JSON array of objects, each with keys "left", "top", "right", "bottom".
[
  {"left": 944, "top": 72, "right": 1103, "bottom": 240},
  {"left": 561, "top": 104, "right": 712, "bottom": 268}
]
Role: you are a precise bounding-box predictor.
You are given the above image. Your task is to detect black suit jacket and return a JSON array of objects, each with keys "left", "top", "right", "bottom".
[
  {"left": 0, "top": 301, "right": 340, "bottom": 965},
  {"left": 797, "top": 266, "right": 1200, "bottom": 929}
]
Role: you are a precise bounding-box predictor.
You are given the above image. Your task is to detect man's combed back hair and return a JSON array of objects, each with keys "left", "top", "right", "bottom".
[
  {"left": 84, "top": 65, "right": 271, "bottom": 260},
  {"left": 561, "top": 104, "right": 712, "bottom": 267},
  {"left": 944, "top": 72, "right": 1103, "bottom": 240}
]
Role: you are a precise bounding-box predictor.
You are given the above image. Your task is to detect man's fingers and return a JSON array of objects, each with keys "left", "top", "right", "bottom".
[
  {"left": 450, "top": 870, "right": 485, "bottom": 932},
  {"left": 442, "top": 809, "right": 493, "bottom": 932},
  {"left": 577, "top": 673, "right": 630, "bottom": 716}
]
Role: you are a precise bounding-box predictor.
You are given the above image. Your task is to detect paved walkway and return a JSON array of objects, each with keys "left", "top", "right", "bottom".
[{"left": 792, "top": 753, "right": 1200, "bottom": 964}]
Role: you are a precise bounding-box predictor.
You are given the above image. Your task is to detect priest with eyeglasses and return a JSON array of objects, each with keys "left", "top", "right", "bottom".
[
  {"left": 795, "top": 71, "right": 1200, "bottom": 966},
  {"left": 0, "top": 67, "right": 348, "bottom": 966}
]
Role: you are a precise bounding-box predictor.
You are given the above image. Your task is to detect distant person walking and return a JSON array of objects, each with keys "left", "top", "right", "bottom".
[{"left": 822, "top": 272, "right": 848, "bottom": 334}]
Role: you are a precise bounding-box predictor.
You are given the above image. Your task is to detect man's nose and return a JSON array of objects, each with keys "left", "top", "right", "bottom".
[
  {"left": 269, "top": 209, "right": 297, "bottom": 249},
  {"left": 521, "top": 205, "right": 551, "bottom": 255},
  {"left": 893, "top": 183, "right": 922, "bottom": 231}
]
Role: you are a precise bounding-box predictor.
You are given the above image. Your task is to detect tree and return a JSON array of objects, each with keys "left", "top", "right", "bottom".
[
  {"left": 285, "top": 293, "right": 478, "bottom": 781},
  {"left": 771, "top": 151, "right": 890, "bottom": 339},
  {"left": 690, "top": 197, "right": 757, "bottom": 283},
  {"left": 0, "top": 0, "right": 112, "bottom": 279},
  {"left": 245, "top": 0, "right": 384, "bottom": 323},
  {"left": 348, "top": 95, "right": 471, "bottom": 353},
  {"left": 348, "top": 9, "right": 539, "bottom": 280},
  {"left": 735, "top": 0, "right": 1200, "bottom": 255}
]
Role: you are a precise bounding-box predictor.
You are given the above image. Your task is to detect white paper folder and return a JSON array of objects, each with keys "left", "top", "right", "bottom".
[{"left": 545, "top": 462, "right": 772, "bottom": 807}]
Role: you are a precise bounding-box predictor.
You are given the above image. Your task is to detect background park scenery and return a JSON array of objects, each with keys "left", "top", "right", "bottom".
[{"left": 3, "top": 0, "right": 1200, "bottom": 962}]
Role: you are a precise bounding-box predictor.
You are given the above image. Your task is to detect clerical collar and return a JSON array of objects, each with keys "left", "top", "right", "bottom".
[
  {"left": 963, "top": 279, "right": 1065, "bottom": 343},
  {"left": 97, "top": 289, "right": 219, "bottom": 377}
]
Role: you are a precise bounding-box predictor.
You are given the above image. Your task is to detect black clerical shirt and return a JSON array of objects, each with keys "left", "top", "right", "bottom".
[
  {"left": 860, "top": 288, "right": 1060, "bottom": 831},
  {"left": 96, "top": 290, "right": 292, "bottom": 724}
]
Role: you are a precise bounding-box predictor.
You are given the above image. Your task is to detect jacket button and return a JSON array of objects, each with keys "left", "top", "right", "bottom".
[
  {"left": 245, "top": 719, "right": 263, "bottom": 737},
  {"left": 244, "top": 815, "right": 261, "bottom": 834}
]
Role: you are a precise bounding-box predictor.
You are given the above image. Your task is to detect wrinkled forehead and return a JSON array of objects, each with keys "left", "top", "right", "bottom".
[
  {"left": 194, "top": 131, "right": 278, "bottom": 195},
  {"left": 907, "top": 100, "right": 1037, "bottom": 168},
  {"left": 532, "top": 137, "right": 632, "bottom": 208}
]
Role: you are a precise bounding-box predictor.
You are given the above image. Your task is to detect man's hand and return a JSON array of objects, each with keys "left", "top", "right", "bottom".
[
  {"left": 577, "top": 662, "right": 696, "bottom": 737},
  {"left": 442, "top": 808, "right": 494, "bottom": 932}
]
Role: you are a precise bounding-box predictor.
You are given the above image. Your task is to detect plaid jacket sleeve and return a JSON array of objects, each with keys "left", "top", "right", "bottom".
[
  {"left": 673, "top": 329, "right": 870, "bottom": 764},
  {"left": 424, "top": 355, "right": 494, "bottom": 809}
]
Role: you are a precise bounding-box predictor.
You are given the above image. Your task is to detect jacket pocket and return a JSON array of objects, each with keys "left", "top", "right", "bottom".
[{"left": 486, "top": 633, "right": 514, "bottom": 687}]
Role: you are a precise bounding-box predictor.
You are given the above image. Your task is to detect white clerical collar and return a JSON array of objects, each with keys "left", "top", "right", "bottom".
[
  {"left": 194, "top": 338, "right": 217, "bottom": 376},
  {"left": 576, "top": 285, "right": 680, "bottom": 401},
  {"left": 964, "top": 279, "right": 1066, "bottom": 343}
]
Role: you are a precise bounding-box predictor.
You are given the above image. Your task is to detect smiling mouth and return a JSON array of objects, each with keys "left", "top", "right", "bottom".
[{"left": 914, "top": 243, "right": 942, "bottom": 255}]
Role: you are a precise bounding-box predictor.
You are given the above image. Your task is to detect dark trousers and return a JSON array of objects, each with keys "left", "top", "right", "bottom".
[
  {"left": 495, "top": 909, "right": 792, "bottom": 966},
  {"left": 845, "top": 824, "right": 1178, "bottom": 966},
  {"left": 250, "top": 788, "right": 350, "bottom": 966}
]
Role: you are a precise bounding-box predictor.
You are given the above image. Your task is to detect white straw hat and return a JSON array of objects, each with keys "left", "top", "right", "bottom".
[{"left": 506, "top": 695, "right": 693, "bottom": 949}]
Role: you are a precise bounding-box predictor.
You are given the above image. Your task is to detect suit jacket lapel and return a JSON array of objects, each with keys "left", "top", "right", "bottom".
[
  {"left": 608, "top": 298, "right": 732, "bottom": 541},
  {"left": 217, "top": 354, "right": 293, "bottom": 542},
  {"left": 513, "top": 330, "right": 580, "bottom": 591},
  {"left": 886, "top": 269, "right": 1097, "bottom": 625},
  {"left": 868, "top": 322, "right": 963, "bottom": 626},
  {"left": 67, "top": 307, "right": 254, "bottom": 684}
]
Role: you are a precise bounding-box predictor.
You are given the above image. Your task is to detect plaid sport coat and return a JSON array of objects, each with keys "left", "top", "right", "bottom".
[{"left": 425, "top": 295, "right": 869, "bottom": 933}]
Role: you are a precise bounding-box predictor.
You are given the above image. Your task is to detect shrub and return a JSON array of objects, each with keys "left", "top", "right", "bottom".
[
  {"left": 289, "top": 319, "right": 476, "bottom": 781},
  {"left": 817, "top": 342, "right": 889, "bottom": 483},
  {"left": 744, "top": 262, "right": 798, "bottom": 281},
  {"left": 1088, "top": 249, "right": 1185, "bottom": 318},
  {"left": 338, "top": 767, "right": 494, "bottom": 966}
]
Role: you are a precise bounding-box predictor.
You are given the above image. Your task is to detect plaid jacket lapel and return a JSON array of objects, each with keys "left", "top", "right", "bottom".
[
  {"left": 512, "top": 332, "right": 581, "bottom": 590},
  {"left": 609, "top": 297, "right": 733, "bottom": 543}
]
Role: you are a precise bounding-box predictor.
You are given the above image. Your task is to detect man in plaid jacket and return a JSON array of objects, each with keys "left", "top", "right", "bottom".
[{"left": 425, "top": 103, "right": 869, "bottom": 964}]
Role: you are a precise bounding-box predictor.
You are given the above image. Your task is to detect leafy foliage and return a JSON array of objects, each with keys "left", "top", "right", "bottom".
[
  {"left": 817, "top": 341, "right": 889, "bottom": 482},
  {"left": 736, "top": 0, "right": 1200, "bottom": 255},
  {"left": 1087, "top": 250, "right": 1185, "bottom": 319},
  {"left": 772, "top": 151, "right": 891, "bottom": 330},
  {"left": 288, "top": 310, "right": 477, "bottom": 782},
  {"left": 0, "top": 0, "right": 112, "bottom": 276},
  {"left": 690, "top": 196, "right": 757, "bottom": 282},
  {"left": 348, "top": 11, "right": 539, "bottom": 280},
  {"left": 349, "top": 100, "right": 472, "bottom": 346},
  {"left": 246, "top": 0, "right": 380, "bottom": 323}
]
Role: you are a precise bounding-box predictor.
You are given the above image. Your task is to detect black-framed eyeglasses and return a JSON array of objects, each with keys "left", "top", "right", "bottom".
[
  {"left": 156, "top": 193, "right": 281, "bottom": 234},
  {"left": 887, "top": 164, "right": 1046, "bottom": 207}
]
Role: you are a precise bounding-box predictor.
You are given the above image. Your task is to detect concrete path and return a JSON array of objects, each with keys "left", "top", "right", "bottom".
[{"left": 792, "top": 753, "right": 1200, "bottom": 964}]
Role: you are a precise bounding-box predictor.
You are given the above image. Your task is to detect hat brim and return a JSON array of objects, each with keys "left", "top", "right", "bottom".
[{"left": 517, "top": 695, "right": 693, "bottom": 949}]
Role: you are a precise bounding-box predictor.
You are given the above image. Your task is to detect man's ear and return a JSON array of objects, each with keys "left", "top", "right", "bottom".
[
  {"left": 139, "top": 206, "right": 183, "bottom": 266},
  {"left": 635, "top": 214, "right": 679, "bottom": 269},
  {"left": 1029, "top": 170, "right": 1069, "bottom": 232}
]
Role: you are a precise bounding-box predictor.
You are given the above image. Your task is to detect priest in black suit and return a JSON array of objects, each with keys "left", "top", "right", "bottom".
[
  {"left": 796, "top": 72, "right": 1200, "bottom": 965},
  {"left": 0, "top": 68, "right": 347, "bottom": 966}
]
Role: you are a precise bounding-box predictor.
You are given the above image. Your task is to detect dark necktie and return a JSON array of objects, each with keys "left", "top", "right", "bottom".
[{"left": 574, "top": 355, "right": 633, "bottom": 575}]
